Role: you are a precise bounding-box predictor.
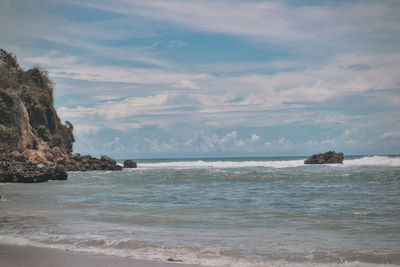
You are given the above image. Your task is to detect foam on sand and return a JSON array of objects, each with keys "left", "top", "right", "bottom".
[{"left": 0, "top": 242, "right": 396, "bottom": 267}]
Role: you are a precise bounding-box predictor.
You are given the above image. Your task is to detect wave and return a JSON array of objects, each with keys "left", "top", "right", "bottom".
[
  {"left": 343, "top": 156, "right": 400, "bottom": 167},
  {"left": 138, "top": 159, "right": 306, "bottom": 169},
  {"left": 136, "top": 156, "right": 400, "bottom": 169},
  {"left": 0, "top": 235, "right": 397, "bottom": 267}
]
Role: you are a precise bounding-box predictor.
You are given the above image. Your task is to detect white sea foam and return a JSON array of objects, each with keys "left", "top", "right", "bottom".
[
  {"left": 343, "top": 156, "right": 400, "bottom": 167},
  {"left": 136, "top": 156, "right": 400, "bottom": 169},
  {"left": 0, "top": 235, "right": 395, "bottom": 267},
  {"left": 138, "top": 160, "right": 306, "bottom": 169}
]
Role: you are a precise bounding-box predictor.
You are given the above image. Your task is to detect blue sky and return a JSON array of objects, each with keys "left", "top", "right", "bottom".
[{"left": 1, "top": 0, "right": 400, "bottom": 158}]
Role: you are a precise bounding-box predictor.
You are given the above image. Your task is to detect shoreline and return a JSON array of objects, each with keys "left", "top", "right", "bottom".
[{"left": 0, "top": 244, "right": 199, "bottom": 267}]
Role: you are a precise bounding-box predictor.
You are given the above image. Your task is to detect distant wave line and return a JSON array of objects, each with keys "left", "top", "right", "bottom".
[{"left": 136, "top": 156, "right": 400, "bottom": 169}]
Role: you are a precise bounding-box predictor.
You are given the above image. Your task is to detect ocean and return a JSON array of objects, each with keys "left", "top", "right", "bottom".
[{"left": 1, "top": 156, "right": 400, "bottom": 266}]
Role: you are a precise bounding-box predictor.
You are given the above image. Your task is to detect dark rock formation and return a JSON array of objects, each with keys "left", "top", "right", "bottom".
[
  {"left": 0, "top": 49, "right": 122, "bottom": 182},
  {"left": 0, "top": 153, "right": 67, "bottom": 183},
  {"left": 304, "top": 151, "right": 344, "bottom": 164},
  {"left": 167, "top": 258, "right": 183, "bottom": 262},
  {"left": 123, "top": 159, "right": 137, "bottom": 168},
  {"left": 66, "top": 154, "right": 122, "bottom": 171}
]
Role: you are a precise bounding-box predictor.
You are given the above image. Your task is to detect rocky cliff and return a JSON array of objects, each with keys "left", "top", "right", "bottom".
[
  {"left": 0, "top": 49, "right": 121, "bottom": 183},
  {"left": 0, "top": 49, "right": 75, "bottom": 156}
]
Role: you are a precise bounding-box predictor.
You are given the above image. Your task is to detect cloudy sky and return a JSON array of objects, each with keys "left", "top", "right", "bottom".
[{"left": 1, "top": 0, "right": 400, "bottom": 158}]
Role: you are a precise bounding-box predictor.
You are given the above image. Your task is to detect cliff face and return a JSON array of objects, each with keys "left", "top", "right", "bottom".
[
  {"left": 0, "top": 49, "right": 122, "bottom": 182},
  {"left": 0, "top": 49, "right": 74, "bottom": 156}
]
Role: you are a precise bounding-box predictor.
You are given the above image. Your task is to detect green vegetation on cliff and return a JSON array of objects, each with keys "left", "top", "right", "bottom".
[
  {"left": 1, "top": 49, "right": 123, "bottom": 183},
  {"left": 0, "top": 49, "right": 74, "bottom": 155}
]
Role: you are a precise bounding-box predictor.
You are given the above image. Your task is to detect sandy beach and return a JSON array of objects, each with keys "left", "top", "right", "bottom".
[{"left": 0, "top": 244, "right": 198, "bottom": 267}]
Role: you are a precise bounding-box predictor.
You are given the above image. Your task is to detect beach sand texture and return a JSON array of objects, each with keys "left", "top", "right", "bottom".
[{"left": 0, "top": 244, "right": 198, "bottom": 267}]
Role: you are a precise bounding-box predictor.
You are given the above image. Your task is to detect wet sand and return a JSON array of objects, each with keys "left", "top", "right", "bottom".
[{"left": 0, "top": 244, "right": 198, "bottom": 267}]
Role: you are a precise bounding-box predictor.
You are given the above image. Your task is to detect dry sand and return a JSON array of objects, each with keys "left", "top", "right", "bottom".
[{"left": 0, "top": 244, "right": 199, "bottom": 267}]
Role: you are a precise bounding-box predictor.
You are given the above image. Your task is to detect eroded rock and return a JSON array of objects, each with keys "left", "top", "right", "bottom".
[
  {"left": 66, "top": 154, "right": 122, "bottom": 171},
  {"left": 304, "top": 151, "right": 344, "bottom": 164},
  {"left": 0, "top": 154, "right": 67, "bottom": 183},
  {"left": 123, "top": 159, "right": 137, "bottom": 168}
]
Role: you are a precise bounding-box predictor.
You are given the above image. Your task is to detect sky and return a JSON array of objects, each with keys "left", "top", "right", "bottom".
[{"left": 1, "top": 0, "right": 400, "bottom": 158}]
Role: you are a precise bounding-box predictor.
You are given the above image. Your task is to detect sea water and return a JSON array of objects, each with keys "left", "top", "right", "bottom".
[{"left": 1, "top": 156, "right": 400, "bottom": 266}]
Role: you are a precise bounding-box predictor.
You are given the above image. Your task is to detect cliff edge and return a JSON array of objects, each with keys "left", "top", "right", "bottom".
[{"left": 0, "top": 49, "right": 121, "bottom": 183}]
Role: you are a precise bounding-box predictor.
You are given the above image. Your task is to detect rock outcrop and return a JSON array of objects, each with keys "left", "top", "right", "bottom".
[
  {"left": 0, "top": 49, "right": 121, "bottom": 182},
  {"left": 304, "top": 151, "right": 344, "bottom": 164},
  {"left": 0, "top": 153, "right": 67, "bottom": 183},
  {"left": 66, "top": 154, "right": 122, "bottom": 171},
  {"left": 0, "top": 49, "right": 74, "bottom": 155},
  {"left": 123, "top": 159, "right": 137, "bottom": 168}
]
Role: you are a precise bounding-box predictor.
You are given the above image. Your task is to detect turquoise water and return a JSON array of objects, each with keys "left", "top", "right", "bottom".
[{"left": 1, "top": 156, "right": 400, "bottom": 266}]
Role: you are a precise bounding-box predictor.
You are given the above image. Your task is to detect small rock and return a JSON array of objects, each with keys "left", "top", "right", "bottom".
[
  {"left": 167, "top": 258, "right": 183, "bottom": 262},
  {"left": 304, "top": 151, "right": 344, "bottom": 164},
  {"left": 123, "top": 160, "right": 137, "bottom": 168},
  {"left": 66, "top": 154, "right": 122, "bottom": 171}
]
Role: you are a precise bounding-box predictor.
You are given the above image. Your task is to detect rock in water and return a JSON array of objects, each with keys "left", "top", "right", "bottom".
[
  {"left": 100, "top": 155, "right": 122, "bottom": 170},
  {"left": 66, "top": 154, "right": 122, "bottom": 171},
  {"left": 304, "top": 151, "right": 344, "bottom": 164},
  {"left": 123, "top": 159, "right": 137, "bottom": 168},
  {"left": 0, "top": 154, "right": 67, "bottom": 183}
]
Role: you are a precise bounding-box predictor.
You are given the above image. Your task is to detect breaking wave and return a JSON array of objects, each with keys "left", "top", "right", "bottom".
[
  {"left": 138, "top": 159, "right": 305, "bottom": 169},
  {"left": 1, "top": 235, "right": 397, "bottom": 267},
  {"left": 136, "top": 156, "right": 400, "bottom": 169},
  {"left": 343, "top": 156, "right": 400, "bottom": 167}
]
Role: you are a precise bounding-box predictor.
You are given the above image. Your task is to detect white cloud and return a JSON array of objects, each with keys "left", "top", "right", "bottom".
[
  {"left": 59, "top": 94, "right": 169, "bottom": 120},
  {"left": 320, "top": 139, "right": 337, "bottom": 145},
  {"left": 250, "top": 134, "right": 260, "bottom": 143},
  {"left": 69, "top": 0, "right": 400, "bottom": 47},
  {"left": 144, "top": 138, "right": 179, "bottom": 152},
  {"left": 181, "top": 132, "right": 265, "bottom": 152},
  {"left": 219, "top": 131, "right": 238, "bottom": 145},
  {"left": 297, "top": 127, "right": 373, "bottom": 153},
  {"left": 73, "top": 124, "right": 101, "bottom": 135},
  {"left": 58, "top": 106, "right": 96, "bottom": 119},
  {"left": 381, "top": 131, "right": 400, "bottom": 139},
  {"left": 265, "top": 137, "right": 292, "bottom": 149},
  {"left": 136, "top": 132, "right": 265, "bottom": 154},
  {"left": 23, "top": 54, "right": 211, "bottom": 84},
  {"left": 173, "top": 79, "right": 200, "bottom": 89}
]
